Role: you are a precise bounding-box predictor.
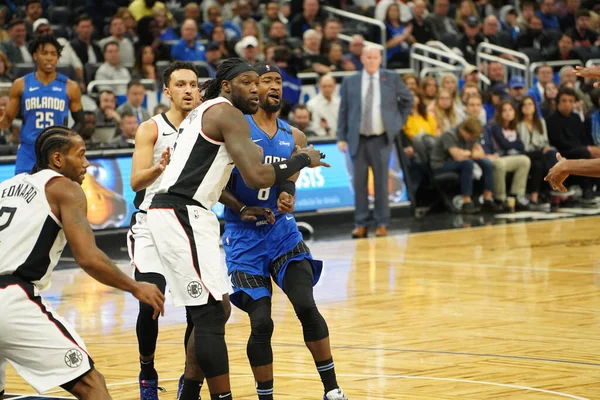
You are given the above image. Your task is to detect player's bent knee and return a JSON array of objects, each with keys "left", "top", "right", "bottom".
[
  {"left": 190, "top": 300, "right": 229, "bottom": 378},
  {"left": 65, "top": 368, "right": 110, "bottom": 399},
  {"left": 298, "top": 305, "right": 329, "bottom": 342}
]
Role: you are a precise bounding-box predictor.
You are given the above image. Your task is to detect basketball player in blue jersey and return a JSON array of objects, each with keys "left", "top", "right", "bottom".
[
  {"left": 0, "top": 35, "right": 84, "bottom": 175},
  {"left": 219, "top": 63, "right": 348, "bottom": 400}
]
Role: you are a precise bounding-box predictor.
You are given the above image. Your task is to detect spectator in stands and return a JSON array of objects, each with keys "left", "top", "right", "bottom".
[
  {"left": 411, "top": 0, "right": 434, "bottom": 44},
  {"left": 337, "top": 45, "right": 413, "bottom": 237},
  {"left": 129, "top": 0, "right": 169, "bottom": 21},
  {"left": 290, "top": 0, "right": 326, "bottom": 39},
  {"left": 95, "top": 42, "right": 131, "bottom": 96},
  {"left": 1, "top": 19, "right": 32, "bottom": 65},
  {"left": 231, "top": 0, "right": 254, "bottom": 34},
  {"left": 0, "top": 91, "right": 12, "bottom": 144},
  {"left": 117, "top": 80, "right": 150, "bottom": 123},
  {"left": 99, "top": 17, "right": 136, "bottom": 67},
  {"left": 235, "top": 36, "right": 259, "bottom": 64},
  {"left": 458, "top": 16, "right": 484, "bottom": 65},
  {"left": 527, "top": 65, "right": 554, "bottom": 108},
  {"left": 431, "top": 88, "right": 459, "bottom": 136},
  {"left": 425, "top": 0, "right": 459, "bottom": 40},
  {"left": 202, "top": 0, "right": 234, "bottom": 23},
  {"left": 588, "top": 89, "right": 600, "bottom": 146},
  {"left": 264, "top": 42, "right": 276, "bottom": 63},
  {"left": 81, "top": 111, "right": 96, "bottom": 142},
  {"left": 456, "top": 0, "right": 478, "bottom": 33},
  {"left": 153, "top": 104, "right": 168, "bottom": 115},
  {"left": 204, "top": 41, "right": 220, "bottom": 77},
  {"left": 421, "top": 76, "right": 438, "bottom": 106},
  {"left": 430, "top": 117, "right": 494, "bottom": 213},
  {"left": 0, "top": 6, "right": 9, "bottom": 42},
  {"left": 375, "top": 0, "right": 413, "bottom": 25},
  {"left": 462, "top": 65, "right": 479, "bottom": 85},
  {"left": 299, "top": 29, "right": 329, "bottom": 74},
  {"left": 135, "top": 16, "right": 171, "bottom": 61},
  {"left": 320, "top": 18, "right": 344, "bottom": 55},
  {"left": 517, "top": 0, "right": 536, "bottom": 31},
  {"left": 325, "top": 43, "right": 344, "bottom": 72},
  {"left": 516, "top": 15, "right": 554, "bottom": 54},
  {"left": 24, "top": 0, "right": 42, "bottom": 40},
  {"left": 171, "top": 19, "right": 206, "bottom": 61},
  {"left": 486, "top": 61, "right": 505, "bottom": 86},
  {"left": 548, "top": 34, "right": 580, "bottom": 62},
  {"left": 203, "top": 5, "right": 240, "bottom": 40},
  {"left": 536, "top": 0, "right": 560, "bottom": 31},
  {"left": 116, "top": 8, "right": 138, "bottom": 42},
  {"left": 184, "top": 2, "right": 201, "bottom": 23},
  {"left": 483, "top": 101, "right": 532, "bottom": 211},
  {"left": 273, "top": 45, "right": 301, "bottom": 112},
  {"left": 33, "top": 19, "right": 84, "bottom": 90},
  {"left": 508, "top": 75, "right": 527, "bottom": 104},
  {"left": 567, "top": 10, "right": 598, "bottom": 50},
  {"left": 0, "top": 51, "right": 12, "bottom": 83},
  {"left": 95, "top": 90, "right": 120, "bottom": 129},
  {"left": 403, "top": 74, "right": 419, "bottom": 92},
  {"left": 404, "top": 90, "right": 437, "bottom": 139},
  {"left": 482, "top": 15, "right": 499, "bottom": 45},
  {"left": 458, "top": 83, "right": 486, "bottom": 125},
  {"left": 259, "top": 1, "right": 280, "bottom": 35},
  {"left": 241, "top": 20, "right": 264, "bottom": 53},
  {"left": 290, "top": 104, "right": 316, "bottom": 137},
  {"left": 517, "top": 95, "right": 557, "bottom": 208},
  {"left": 560, "top": 0, "right": 582, "bottom": 32},
  {"left": 440, "top": 73, "right": 460, "bottom": 103},
  {"left": 210, "top": 24, "right": 236, "bottom": 59},
  {"left": 111, "top": 111, "right": 138, "bottom": 145},
  {"left": 342, "top": 34, "right": 364, "bottom": 72},
  {"left": 547, "top": 87, "right": 597, "bottom": 200},
  {"left": 484, "top": 83, "right": 508, "bottom": 121},
  {"left": 132, "top": 45, "right": 157, "bottom": 81},
  {"left": 541, "top": 81, "right": 559, "bottom": 118},
  {"left": 153, "top": 6, "right": 178, "bottom": 41},
  {"left": 559, "top": 67, "right": 593, "bottom": 116},
  {"left": 266, "top": 20, "right": 298, "bottom": 52},
  {"left": 383, "top": 3, "right": 411, "bottom": 67},
  {"left": 70, "top": 14, "right": 103, "bottom": 66},
  {"left": 306, "top": 74, "right": 340, "bottom": 138}
]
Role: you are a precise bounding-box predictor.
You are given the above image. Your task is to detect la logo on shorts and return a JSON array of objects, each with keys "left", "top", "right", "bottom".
[
  {"left": 187, "top": 281, "right": 202, "bottom": 298},
  {"left": 64, "top": 349, "right": 83, "bottom": 368}
]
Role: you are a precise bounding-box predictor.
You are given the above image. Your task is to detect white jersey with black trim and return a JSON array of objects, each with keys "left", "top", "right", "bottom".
[
  {"left": 0, "top": 170, "right": 67, "bottom": 290},
  {"left": 134, "top": 113, "right": 179, "bottom": 211},
  {"left": 157, "top": 97, "right": 235, "bottom": 210}
]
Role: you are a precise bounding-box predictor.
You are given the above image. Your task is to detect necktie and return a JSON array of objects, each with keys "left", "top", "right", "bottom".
[
  {"left": 361, "top": 75, "right": 374, "bottom": 136},
  {"left": 136, "top": 108, "right": 142, "bottom": 124}
]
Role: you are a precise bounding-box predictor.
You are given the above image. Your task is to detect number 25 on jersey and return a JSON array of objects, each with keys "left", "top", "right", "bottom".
[{"left": 35, "top": 111, "right": 54, "bottom": 129}]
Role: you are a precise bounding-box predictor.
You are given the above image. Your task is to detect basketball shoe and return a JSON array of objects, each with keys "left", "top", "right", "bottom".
[
  {"left": 324, "top": 388, "right": 348, "bottom": 399},
  {"left": 139, "top": 372, "right": 164, "bottom": 400}
]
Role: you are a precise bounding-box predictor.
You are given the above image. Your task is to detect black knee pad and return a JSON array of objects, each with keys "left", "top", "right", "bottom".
[
  {"left": 136, "top": 272, "right": 166, "bottom": 314},
  {"left": 246, "top": 297, "right": 274, "bottom": 367},
  {"left": 188, "top": 298, "right": 229, "bottom": 379}
]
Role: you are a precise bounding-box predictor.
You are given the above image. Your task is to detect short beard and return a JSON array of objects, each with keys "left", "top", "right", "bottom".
[
  {"left": 231, "top": 90, "right": 257, "bottom": 115},
  {"left": 260, "top": 99, "right": 280, "bottom": 113}
]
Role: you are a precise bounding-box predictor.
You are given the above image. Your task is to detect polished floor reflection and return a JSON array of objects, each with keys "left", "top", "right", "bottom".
[{"left": 6, "top": 217, "right": 600, "bottom": 399}]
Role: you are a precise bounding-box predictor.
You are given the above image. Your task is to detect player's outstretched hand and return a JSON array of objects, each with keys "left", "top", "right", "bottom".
[
  {"left": 155, "top": 147, "right": 170, "bottom": 172},
  {"left": 241, "top": 206, "right": 275, "bottom": 224},
  {"left": 544, "top": 152, "right": 569, "bottom": 192},
  {"left": 297, "top": 145, "right": 331, "bottom": 168},
  {"left": 278, "top": 192, "right": 295, "bottom": 213},
  {"left": 132, "top": 282, "right": 165, "bottom": 319}
]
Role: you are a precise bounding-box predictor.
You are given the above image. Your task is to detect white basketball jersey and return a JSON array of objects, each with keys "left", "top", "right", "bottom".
[
  {"left": 134, "top": 113, "right": 179, "bottom": 211},
  {"left": 158, "top": 97, "right": 235, "bottom": 210},
  {"left": 0, "top": 170, "right": 67, "bottom": 290}
]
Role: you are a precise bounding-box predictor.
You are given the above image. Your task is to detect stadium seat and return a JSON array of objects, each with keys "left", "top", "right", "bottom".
[
  {"left": 193, "top": 61, "right": 212, "bottom": 78},
  {"left": 0, "top": 144, "right": 11, "bottom": 156},
  {"left": 412, "top": 133, "right": 461, "bottom": 213},
  {"left": 51, "top": 24, "right": 72, "bottom": 40},
  {"left": 57, "top": 65, "right": 76, "bottom": 80},
  {"left": 48, "top": 6, "right": 72, "bottom": 26},
  {"left": 84, "top": 63, "right": 101, "bottom": 84},
  {"left": 171, "top": 7, "right": 185, "bottom": 24},
  {"left": 11, "top": 63, "right": 35, "bottom": 78}
]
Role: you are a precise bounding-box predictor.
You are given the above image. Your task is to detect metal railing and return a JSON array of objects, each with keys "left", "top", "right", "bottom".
[
  {"left": 338, "top": 33, "right": 384, "bottom": 51},
  {"left": 323, "top": 5, "right": 387, "bottom": 67},
  {"left": 476, "top": 42, "right": 529, "bottom": 89},
  {"left": 87, "top": 79, "right": 158, "bottom": 94},
  {"left": 586, "top": 59, "right": 600, "bottom": 67},
  {"left": 410, "top": 43, "right": 482, "bottom": 83},
  {"left": 529, "top": 60, "right": 583, "bottom": 86}
]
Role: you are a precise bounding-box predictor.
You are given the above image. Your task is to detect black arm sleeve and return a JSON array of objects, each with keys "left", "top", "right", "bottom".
[
  {"left": 71, "top": 109, "right": 85, "bottom": 135},
  {"left": 271, "top": 153, "right": 311, "bottom": 185},
  {"left": 277, "top": 180, "right": 296, "bottom": 197}
]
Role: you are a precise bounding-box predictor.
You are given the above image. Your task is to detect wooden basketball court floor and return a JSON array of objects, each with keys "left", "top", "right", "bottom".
[{"left": 6, "top": 216, "right": 600, "bottom": 399}]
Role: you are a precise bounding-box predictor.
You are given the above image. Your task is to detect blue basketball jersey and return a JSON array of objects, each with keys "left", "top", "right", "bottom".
[
  {"left": 224, "top": 116, "right": 295, "bottom": 226},
  {"left": 20, "top": 72, "right": 70, "bottom": 146}
]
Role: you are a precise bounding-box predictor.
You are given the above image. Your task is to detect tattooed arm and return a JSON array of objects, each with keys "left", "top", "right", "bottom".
[{"left": 46, "top": 177, "right": 165, "bottom": 317}]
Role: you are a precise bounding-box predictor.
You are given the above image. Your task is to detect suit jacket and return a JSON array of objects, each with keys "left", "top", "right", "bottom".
[
  {"left": 117, "top": 102, "right": 151, "bottom": 122},
  {"left": 70, "top": 38, "right": 103, "bottom": 65},
  {"left": 424, "top": 14, "right": 458, "bottom": 41},
  {"left": 1, "top": 40, "right": 25, "bottom": 65},
  {"left": 336, "top": 69, "right": 413, "bottom": 157}
]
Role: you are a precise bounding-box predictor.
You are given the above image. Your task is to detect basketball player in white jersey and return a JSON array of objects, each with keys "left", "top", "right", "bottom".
[
  {"left": 0, "top": 126, "right": 164, "bottom": 399},
  {"left": 127, "top": 60, "right": 211, "bottom": 399},
  {"left": 147, "top": 58, "right": 327, "bottom": 400}
]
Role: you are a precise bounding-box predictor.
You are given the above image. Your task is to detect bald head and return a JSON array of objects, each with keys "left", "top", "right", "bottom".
[
  {"left": 319, "top": 74, "right": 336, "bottom": 99},
  {"left": 483, "top": 15, "right": 499, "bottom": 36},
  {"left": 361, "top": 45, "right": 382, "bottom": 75}
]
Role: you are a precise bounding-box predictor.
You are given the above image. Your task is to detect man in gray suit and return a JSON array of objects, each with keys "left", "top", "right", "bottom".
[
  {"left": 336, "top": 45, "right": 413, "bottom": 238},
  {"left": 116, "top": 80, "right": 151, "bottom": 123}
]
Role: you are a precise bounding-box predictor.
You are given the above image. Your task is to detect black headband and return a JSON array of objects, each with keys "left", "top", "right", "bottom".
[
  {"left": 222, "top": 62, "right": 256, "bottom": 81},
  {"left": 255, "top": 63, "right": 281, "bottom": 77}
]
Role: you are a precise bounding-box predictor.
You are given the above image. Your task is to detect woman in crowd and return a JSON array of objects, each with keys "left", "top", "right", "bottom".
[
  {"left": 541, "top": 81, "right": 558, "bottom": 119},
  {"left": 211, "top": 23, "right": 236, "bottom": 59},
  {"left": 431, "top": 89, "right": 459, "bottom": 135},
  {"left": 456, "top": 0, "right": 479, "bottom": 32},
  {"left": 153, "top": 6, "right": 178, "bottom": 41},
  {"left": 517, "top": 95, "right": 556, "bottom": 209},
  {"left": 117, "top": 7, "right": 137, "bottom": 41},
  {"left": 403, "top": 73, "right": 419, "bottom": 92},
  {"left": 132, "top": 45, "right": 158, "bottom": 82},
  {"left": 135, "top": 16, "right": 171, "bottom": 61},
  {"left": 441, "top": 73, "right": 461, "bottom": 103},
  {"left": 404, "top": 90, "right": 437, "bottom": 140},
  {"left": 421, "top": 76, "right": 438, "bottom": 106},
  {"left": 383, "top": 3, "right": 411, "bottom": 67}
]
